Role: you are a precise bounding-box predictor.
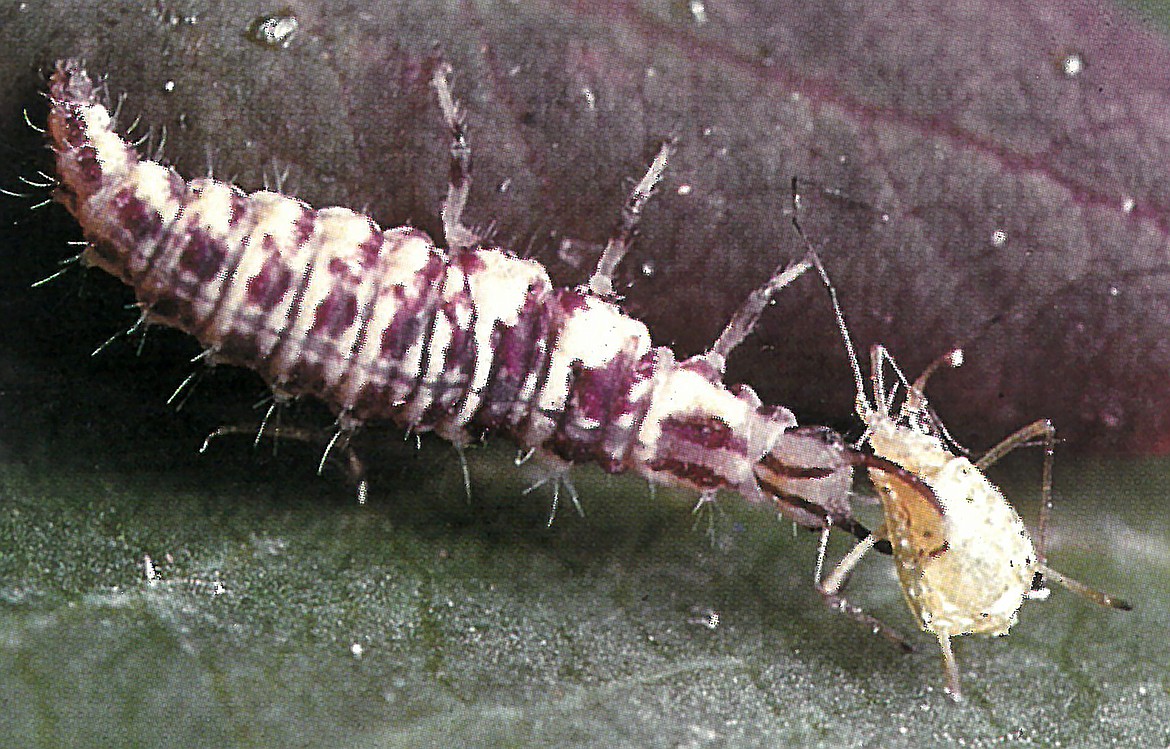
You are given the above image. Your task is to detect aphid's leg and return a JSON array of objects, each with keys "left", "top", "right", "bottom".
[
  {"left": 815, "top": 522, "right": 914, "bottom": 653},
  {"left": 587, "top": 141, "right": 674, "bottom": 297},
  {"left": 431, "top": 63, "right": 477, "bottom": 250},
  {"left": 936, "top": 632, "right": 963, "bottom": 702},
  {"left": 974, "top": 420, "right": 1132, "bottom": 611},
  {"left": 975, "top": 418, "right": 1056, "bottom": 559},
  {"left": 1035, "top": 564, "right": 1132, "bottom": 610}
]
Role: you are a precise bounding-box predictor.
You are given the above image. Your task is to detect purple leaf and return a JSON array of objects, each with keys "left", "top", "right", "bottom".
[{"left": 3, "top": 0, "right": 1169, "bottom": 455}]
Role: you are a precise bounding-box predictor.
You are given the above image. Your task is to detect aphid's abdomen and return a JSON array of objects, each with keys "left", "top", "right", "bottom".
[
  {"left": 924, "top": 459, "right": 1036, "bottom": 636},
  {"left": 871, "top": 450, "right": 1037, "bottom": 637}
]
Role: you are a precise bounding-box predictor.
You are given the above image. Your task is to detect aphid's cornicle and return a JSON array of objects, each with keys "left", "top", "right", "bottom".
[{"left": 45, "top": 59, "right": 869, "bottom": 543}]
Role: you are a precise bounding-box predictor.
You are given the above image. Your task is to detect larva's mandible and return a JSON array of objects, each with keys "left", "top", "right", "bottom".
[{"left": 46, "top": 59, "right": 866, "bottom": 540}]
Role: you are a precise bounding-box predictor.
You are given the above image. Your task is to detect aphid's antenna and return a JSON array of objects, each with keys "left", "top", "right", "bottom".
[
  {"left": 789, "top": 178, "right": 945, "bottom": 520},
  {"left": 788, "top": 178, "right": 868, "bottom": 420}
]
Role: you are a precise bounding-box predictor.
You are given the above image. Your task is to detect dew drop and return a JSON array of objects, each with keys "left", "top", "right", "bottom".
[
  {"left": 990, "top": 229, "right": 1008, "bottom": 247},
  {"left": 1122, "top": 196, "right": 1135, "bottom": 213},
  {"left": 246, "top": 10, "right": 299, "bottom": 50},
  {"left": 1061, "top": 52, "right": 1085, "bottom": 78},
  {"left": 1109, "top": 286, "right": 1120, "bottom": 297},
  {"left": 677, "top": 183, "right": 693, "bottom": 196},
  {"left": 640, "top": 261, "right": 655, "bottom": 277},
  {"left": 163, "top": 80, "right": 175, "bottom": 93},
  {"left": 689, "top": 0, "right": 708, "bottom": 24}
]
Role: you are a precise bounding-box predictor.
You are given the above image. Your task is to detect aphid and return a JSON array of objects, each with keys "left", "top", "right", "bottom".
[
  {"left": 798, "top": 228, "right": 1132, "bottom": 701},
  {"left": 44, "top": 59, "right": 874, "bottom": 549}
]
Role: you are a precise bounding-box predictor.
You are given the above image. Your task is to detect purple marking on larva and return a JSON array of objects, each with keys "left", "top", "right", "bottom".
[
  {"left": 178, "top": 227, "right": 229, "bottom": 284},
  {"left": 58, "top": 110, "right": 88, "bottom": 149},
  {"left": 73, "top": 144, "right": 104, "bottom": 187},
  {"left": 112, "top": 188, "right": 163, "bottom": 244},
  {"left": 228, "top": 190, "right": 249, "bottom": 227},
  {"left": 355, "top": 232, "right": 388, "bottom": 270},
  {"left": 381, "top": 310, "right": 422, "bottom": 365},
  {"left": 246, "top": 247, "right": 295, "bottom": 308},
  {"left": 556, "top": 288, "right": 591, "bottom": 314},
  {"left": 645, "top": 458, "right": 724, "bottom": 490},
  {"left": 310, "top": 289, "right": 359, "bottom": 339},
  {"left": 293, "top": 210, "right": 315, "bottom": 247},
  {"left": 479, "top": 293, "right": 550, "bottom": 430},
  {"left": 45, "top": 59, "right": 864, "bottom": 538},
  {"left": 661, "top": 416, "right": 744, "bottom": 453}
]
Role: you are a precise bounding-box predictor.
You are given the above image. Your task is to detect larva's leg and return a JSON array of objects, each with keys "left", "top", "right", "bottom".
[
  {"left": 587, "top": 142, "right": 673, "bottom": 297},
  {"left": 431, "top": 63, "right": 477, "bottom": 250},
  {"left": 709, "top": 257, "right": 812, "bottom": 361},
  {"left": 200, "top": 420, "right": 369, "bottom": 505},
  {"left": 816, "top": 524, "right": 913, "bottom": 653},
  {"left": 975, "top": 419, "right": 1055, "bottom": 561}
]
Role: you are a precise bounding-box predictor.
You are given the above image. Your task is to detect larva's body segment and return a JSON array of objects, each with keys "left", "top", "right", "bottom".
[{"left": 46, "top": 60, "right": 855, "bottom": 532}]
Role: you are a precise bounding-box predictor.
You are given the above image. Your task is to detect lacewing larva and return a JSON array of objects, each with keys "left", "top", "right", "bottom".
[
  {"left": 798, "top": 237, "right": 1132, "bottom": 701},
  {"left": 43, "top": 59, "right": 886, "bottom": 571}
]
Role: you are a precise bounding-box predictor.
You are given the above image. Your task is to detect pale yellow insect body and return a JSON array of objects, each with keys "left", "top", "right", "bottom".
[
  {"left": 803, "top": 244, "right": 1129, "bottom": 701},
  {"left": 866, "top": 416, "right": 1038, "bottom": 643}
]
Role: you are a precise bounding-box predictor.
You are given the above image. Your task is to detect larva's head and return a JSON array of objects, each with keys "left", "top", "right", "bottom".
[{"left": 754, "top": 424, "right": 857, "bottom": 532}]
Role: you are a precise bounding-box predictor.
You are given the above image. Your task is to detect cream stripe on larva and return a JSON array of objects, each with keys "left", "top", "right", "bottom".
[{"left": 46, "top": 59, "right": 871, "bottom": 542}]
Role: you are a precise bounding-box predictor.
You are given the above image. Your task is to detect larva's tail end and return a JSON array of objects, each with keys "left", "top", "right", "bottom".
[
  {"left": 47, "top": 59, "right": 101, "bottom": 156},
  {"left": 50, "top": 60, "right": 98, "bottom": 108}
]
